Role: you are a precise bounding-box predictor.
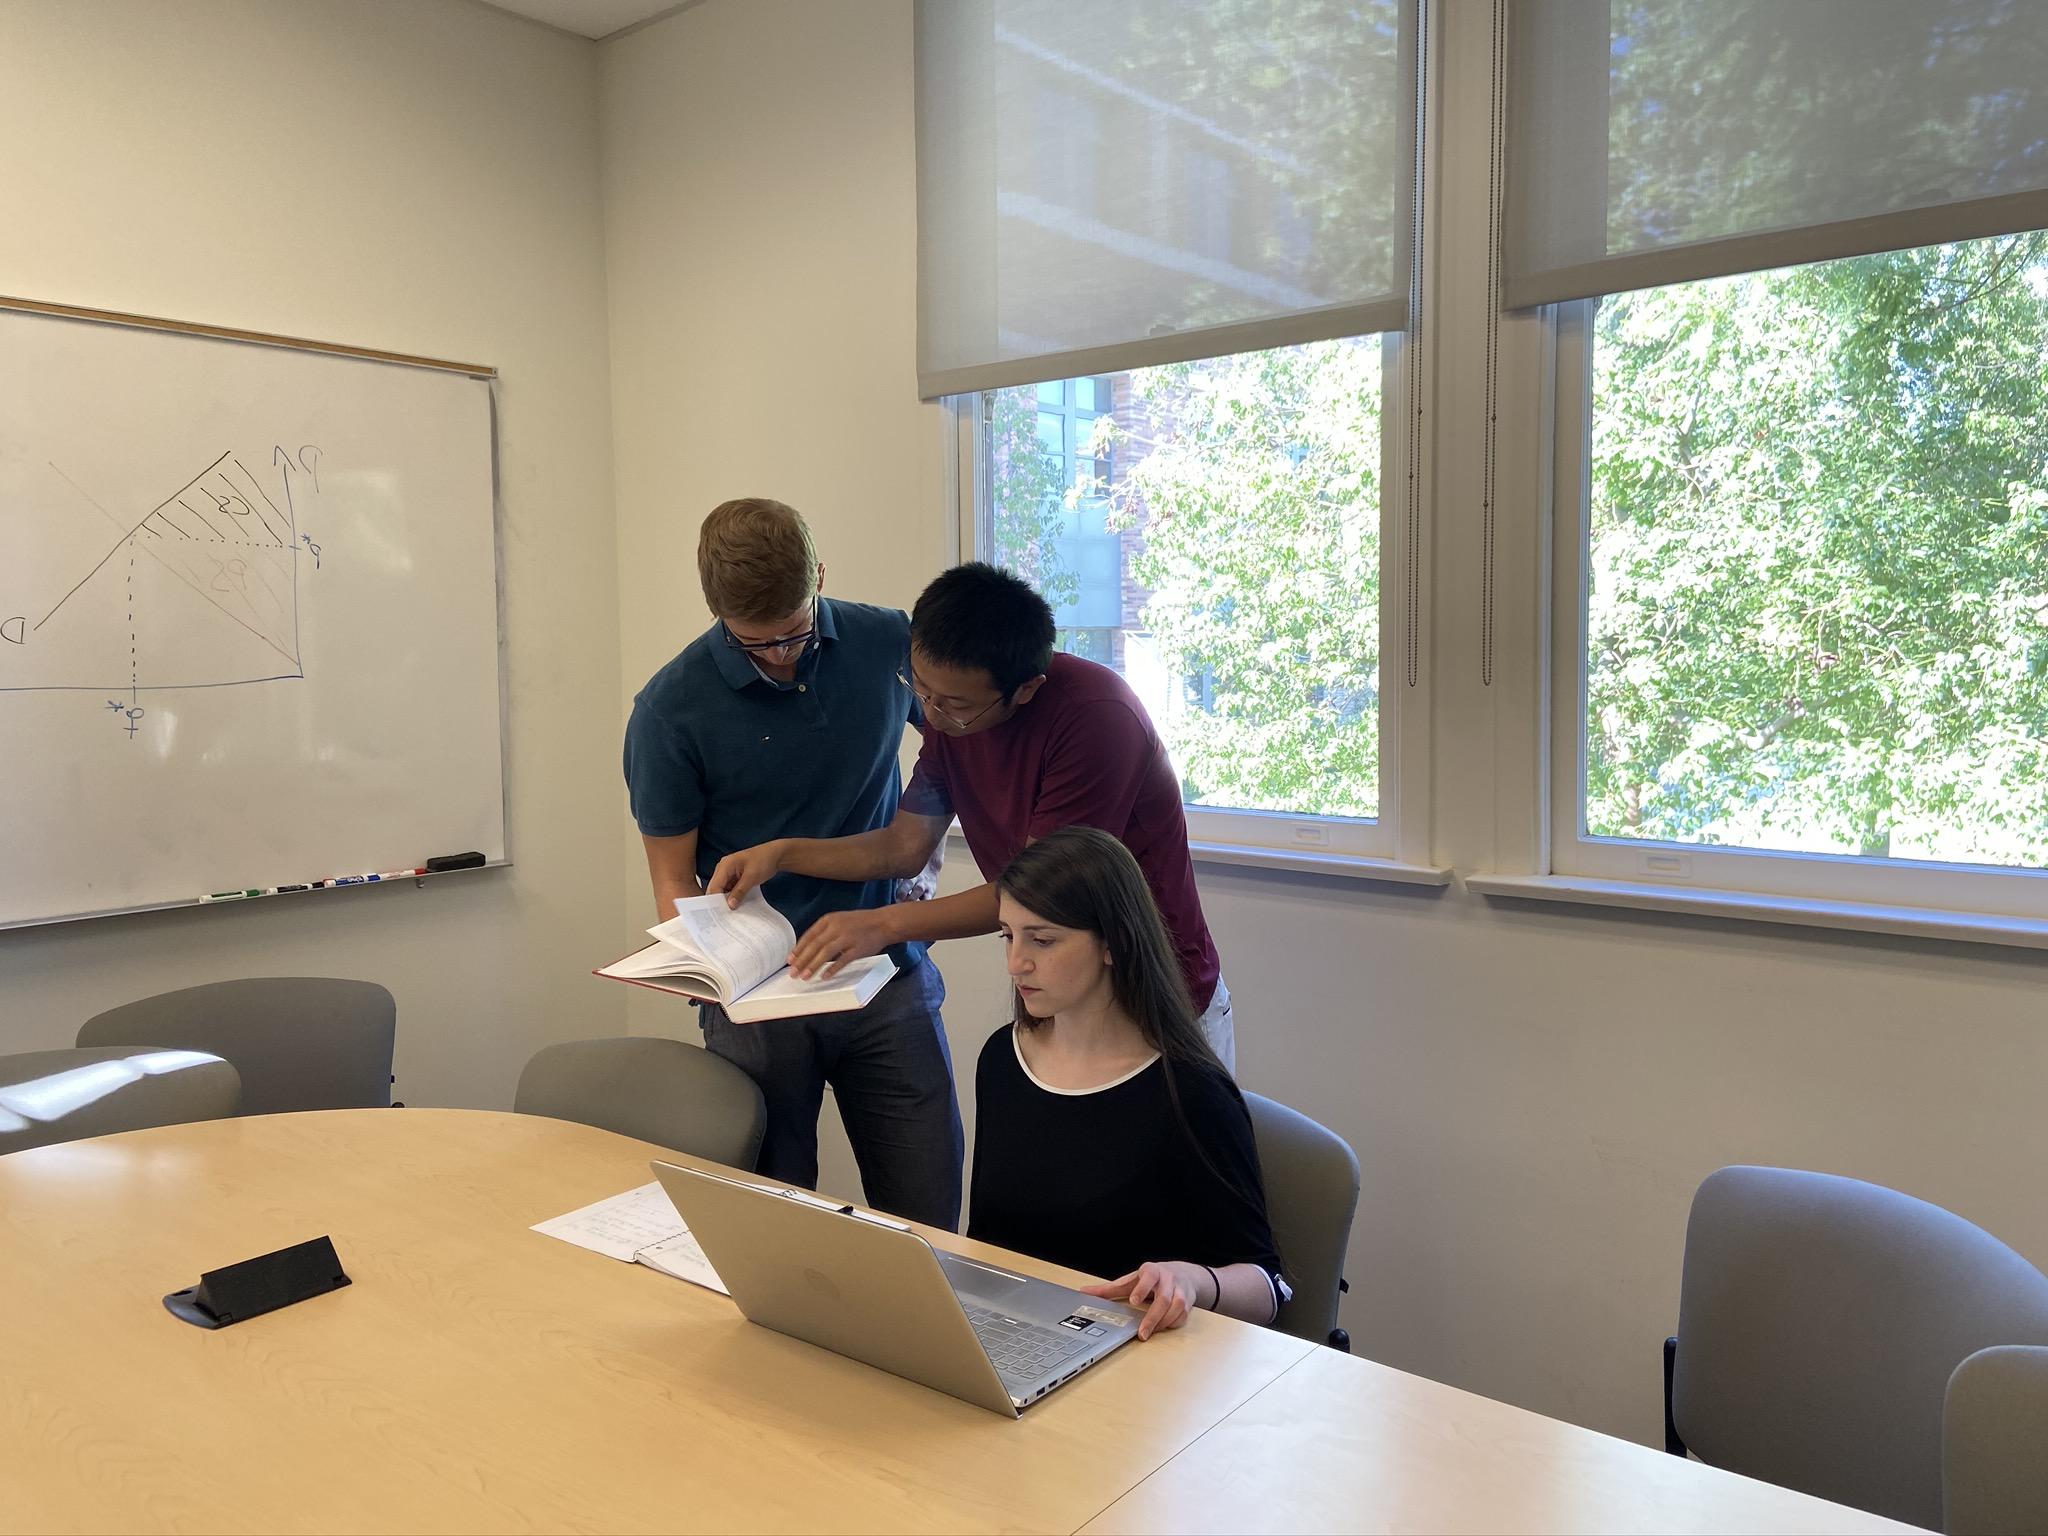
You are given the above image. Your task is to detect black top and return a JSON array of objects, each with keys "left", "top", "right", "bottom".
[{"left": 967, "top": 1025, "right": 1284, "bottom": 1285}]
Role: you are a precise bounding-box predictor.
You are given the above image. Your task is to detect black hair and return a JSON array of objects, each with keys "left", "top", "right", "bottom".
[{"left": 910, "top": 562, "right": 1055, "bottom": 699}]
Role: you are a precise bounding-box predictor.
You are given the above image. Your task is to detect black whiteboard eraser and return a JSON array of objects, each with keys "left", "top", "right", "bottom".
[{"left": 425, "top": 851, "right": 486, "bottom": 872}]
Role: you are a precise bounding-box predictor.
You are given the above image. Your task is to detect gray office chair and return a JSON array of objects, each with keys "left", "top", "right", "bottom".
[
  {"left": 514, "top": 1037, "right": 767, "bottom": 1170},
  {"left": 77, "top": 977, "right": 396, "bottom": 1114},
  {"left": 1243, "top": 1090, "right": 1359, "bottom": 1350},
  {"left": 0, "top": 1045, "right": 241, "bottom": 1154},
  {"left": 1663, "top": 1165, "right": 2048, "bottom": 1532},
  {"left": 1945, "top": 1344, "right": 2048, "bottom": 1535}
]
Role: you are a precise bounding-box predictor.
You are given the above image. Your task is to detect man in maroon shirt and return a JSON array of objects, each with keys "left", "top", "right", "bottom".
[{"left": 707, "top": 562, "right": 1235, "bottom": 1070}]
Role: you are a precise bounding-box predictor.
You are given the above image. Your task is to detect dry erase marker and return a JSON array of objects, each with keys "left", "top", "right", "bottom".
[
  {"left": 376, "top": 868, "right": 428, "bottom": 880},
  {"left": 330, "top": 874, "right": 371, "bottom": 886},
  {"left": 202, "top": 889, "right": 261, "bottom": 902},
  {"left": 271, "top": 884, "right": 312, "bottom": 895}
]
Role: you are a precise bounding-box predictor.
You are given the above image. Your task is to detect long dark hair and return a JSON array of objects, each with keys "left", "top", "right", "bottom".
[
  {"left": 996, "top": 825, "right": 1220, "bottom": 1072},
  {"left": 997, "top": 828, "right": 1268, "bottom": 1234}
]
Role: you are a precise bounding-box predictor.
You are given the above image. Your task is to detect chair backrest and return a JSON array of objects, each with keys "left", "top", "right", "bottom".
[
  {"left": 1671, "top": 1166, "right": 2048, "bottom": 1532},
  {"left": 1945, "top": 1344, "right": 2048, "bottom": 1536},
  {"left": 77, "top": 978, "right": 395, "bottom": 1114},
  {"left": 515, "top": 1037, "right": 767, "bottom": 1170},
  {"left": 1242, "top": 1090, "right": 1359, "bottom": 1346},
  {"left": 0, "top": 1045, "right": 241, "bottom": 1154}
]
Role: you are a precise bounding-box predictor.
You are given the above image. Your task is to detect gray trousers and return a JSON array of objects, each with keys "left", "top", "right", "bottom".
[{"left": 699, "top": 958, "right": 964, "bottom": 1231}]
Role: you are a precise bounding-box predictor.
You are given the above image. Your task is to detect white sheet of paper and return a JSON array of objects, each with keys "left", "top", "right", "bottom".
[
  {"left": 635, "top": 1228, "right": 728, "bottom": 1294},
  {"left": 532, "top": 1181, "right": 690, "bottom": 1262},
  {"left": 531, "top": 1181, "right": 730, "bottom": 1295}
]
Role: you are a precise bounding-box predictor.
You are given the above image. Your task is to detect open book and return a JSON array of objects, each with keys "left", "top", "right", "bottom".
[{"left": 594, "top": 889, "right": 897, "bottom": 1024}]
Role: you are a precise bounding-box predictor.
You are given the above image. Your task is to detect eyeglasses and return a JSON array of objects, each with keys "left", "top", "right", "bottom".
[
  {"left": 722, "top": 603, "right": 816, "bottom": 658},
  {"left": 898, "top": 668, "right": 1005, "bottom": 732}
]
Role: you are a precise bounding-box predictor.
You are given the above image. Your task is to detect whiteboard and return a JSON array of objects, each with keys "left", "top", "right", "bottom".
[{"left": 0, "top": 307, "right": 506, "bottom": 927}]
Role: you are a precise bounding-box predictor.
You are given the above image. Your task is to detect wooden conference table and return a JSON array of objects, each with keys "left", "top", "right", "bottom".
[{"left": 0, "top": 1109, "right": 1917, "bottom": 1535}]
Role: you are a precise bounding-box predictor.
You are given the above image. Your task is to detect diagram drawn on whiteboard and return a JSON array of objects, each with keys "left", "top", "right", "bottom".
[{"left": 0, "top": 444, "right": 322, "bottom": 741}]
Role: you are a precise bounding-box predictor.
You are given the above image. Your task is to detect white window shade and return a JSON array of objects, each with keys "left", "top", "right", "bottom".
[
  {"left": 1504, "top": 0, "right": 2048, "bottom": 309},
  {"left": 916, "top": 0, "right": 1414, "bottom": 399}
]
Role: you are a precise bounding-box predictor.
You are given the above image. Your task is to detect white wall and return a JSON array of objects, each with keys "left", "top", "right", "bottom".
[
  {"left": 0, "top": 0, "right": 627, "bottom": 1108},
  {"left": 595, "top": 0, "right": 2048, "bottom": 1454},
  {"left": 598, "top": 0, "right": 986, "bottom": 1170},
  {"left": 599, "top": 0, "right": 949, "bottom": 972}
]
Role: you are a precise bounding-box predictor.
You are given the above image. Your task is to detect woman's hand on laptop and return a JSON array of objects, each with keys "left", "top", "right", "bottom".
[{"left": 1080, "top": 1261, "right": 1208, "bottom": 1340}]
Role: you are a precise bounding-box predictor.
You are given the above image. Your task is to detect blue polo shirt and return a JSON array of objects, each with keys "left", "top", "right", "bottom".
[{"left": 622, "top": 597, "right": 925, "bottom": 968}]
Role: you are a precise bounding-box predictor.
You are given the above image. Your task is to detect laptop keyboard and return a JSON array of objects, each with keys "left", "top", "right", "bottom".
[{"left": 964, "top": 1304, "right": 1088, "bottom": 1381}]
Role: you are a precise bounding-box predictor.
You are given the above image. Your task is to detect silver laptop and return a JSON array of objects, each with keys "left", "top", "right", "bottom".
[{"left": 651, "top": 1160, "right": 1140, "bottom": 1417}]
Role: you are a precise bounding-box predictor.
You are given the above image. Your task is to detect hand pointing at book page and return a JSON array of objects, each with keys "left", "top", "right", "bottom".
[
  {"left": 706, "top": 841, "right": 786, "bottom": 907},
  {"left": 594, "top": 888, "right": 898, "bottom": 1022},
  {"left": 788, "top": 908, "right": 894, "bottom": 980},
  {"left": 705, "top": 841, "right": 892, "bottom": 978}
]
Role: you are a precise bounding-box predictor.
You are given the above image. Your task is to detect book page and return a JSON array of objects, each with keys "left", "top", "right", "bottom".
[
  {"left": 729, "top": 954, "right": 896, "bottom": 1023},
  {"left": 592, "top": 966, "right": 717, "bottom": 1003},
  {"left": 601, "top": 939, "right": 716, "bottom": 991},
  {"left": 647, "top": 889, "right": 796, "bottom": 1001}
]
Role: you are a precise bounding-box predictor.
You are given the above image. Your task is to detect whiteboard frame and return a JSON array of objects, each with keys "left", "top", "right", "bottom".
[
  {"left": 0, "top": 295, "right": 513, "bottom": 929},
  {"left": 0, "top": 294, "right": 497, "bottom": 379}
]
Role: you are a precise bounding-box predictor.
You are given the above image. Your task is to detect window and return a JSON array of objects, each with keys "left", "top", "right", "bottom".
[
  {"left": 1553, "top": 231, "right": 2048, "bottom": 916},
  {"left": 972, "top": 335, "right": 1394, "bottom": 846},
  {"left": 920, "top": 0, "right": 1423, "bottom": 870}
]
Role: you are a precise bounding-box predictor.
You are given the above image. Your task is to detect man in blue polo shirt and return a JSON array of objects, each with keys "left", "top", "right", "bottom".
[{"left": 622, "top": 497, "right": 963, "bottom": 1229}]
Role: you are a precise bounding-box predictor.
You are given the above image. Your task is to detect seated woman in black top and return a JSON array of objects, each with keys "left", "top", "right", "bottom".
[{"left": 968, "top": 825, "right": 1286, "bottom": 1340}]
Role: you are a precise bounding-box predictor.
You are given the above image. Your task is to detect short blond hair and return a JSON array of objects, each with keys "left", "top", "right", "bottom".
[{"left": 697, "top": 497, "right": 817, "bottom": 620}]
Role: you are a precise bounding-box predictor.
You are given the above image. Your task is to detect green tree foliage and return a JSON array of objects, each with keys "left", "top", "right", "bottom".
[
  {"left": 1605, "top": 2, "right": 2048, "bottom": 257},
  {"left": 1588, "top": 233, "right": 2048, "bottom": 865},
  {"left": 1112, "top": 340, "right": 1381, "bottom": 817},
  {"left": 986, "top": 339, "right": 1382, "bottom": 818},
  {"left": 1099, "top": 0, "right": 1409, "bottom": 319},
  {"left": 986, "top": 385, "right": 1079, "bottom": 614}
]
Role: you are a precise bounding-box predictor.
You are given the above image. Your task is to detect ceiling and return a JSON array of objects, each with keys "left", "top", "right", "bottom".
[{"left": 476, "top": 0, "right": 690, "bottom": 42}]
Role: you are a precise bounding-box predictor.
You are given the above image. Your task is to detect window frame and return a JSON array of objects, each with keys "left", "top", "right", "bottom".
[
  {"left": 947, "top": 329, "right": 1439, "bottom": 878},
  {"left": 1546, "top": 294, "right": 2048, "bottom": 924}
]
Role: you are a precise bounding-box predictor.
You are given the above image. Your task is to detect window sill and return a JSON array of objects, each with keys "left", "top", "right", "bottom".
[
  {"left": 943, "top": 827, "right": 1450, "bottom": 887},
  {"left": 1190, "top": 844, "right": 1452, "bottom": 886},
  {"left": 1465, "top": 874, "right": 2048, "bottom": 952}
]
